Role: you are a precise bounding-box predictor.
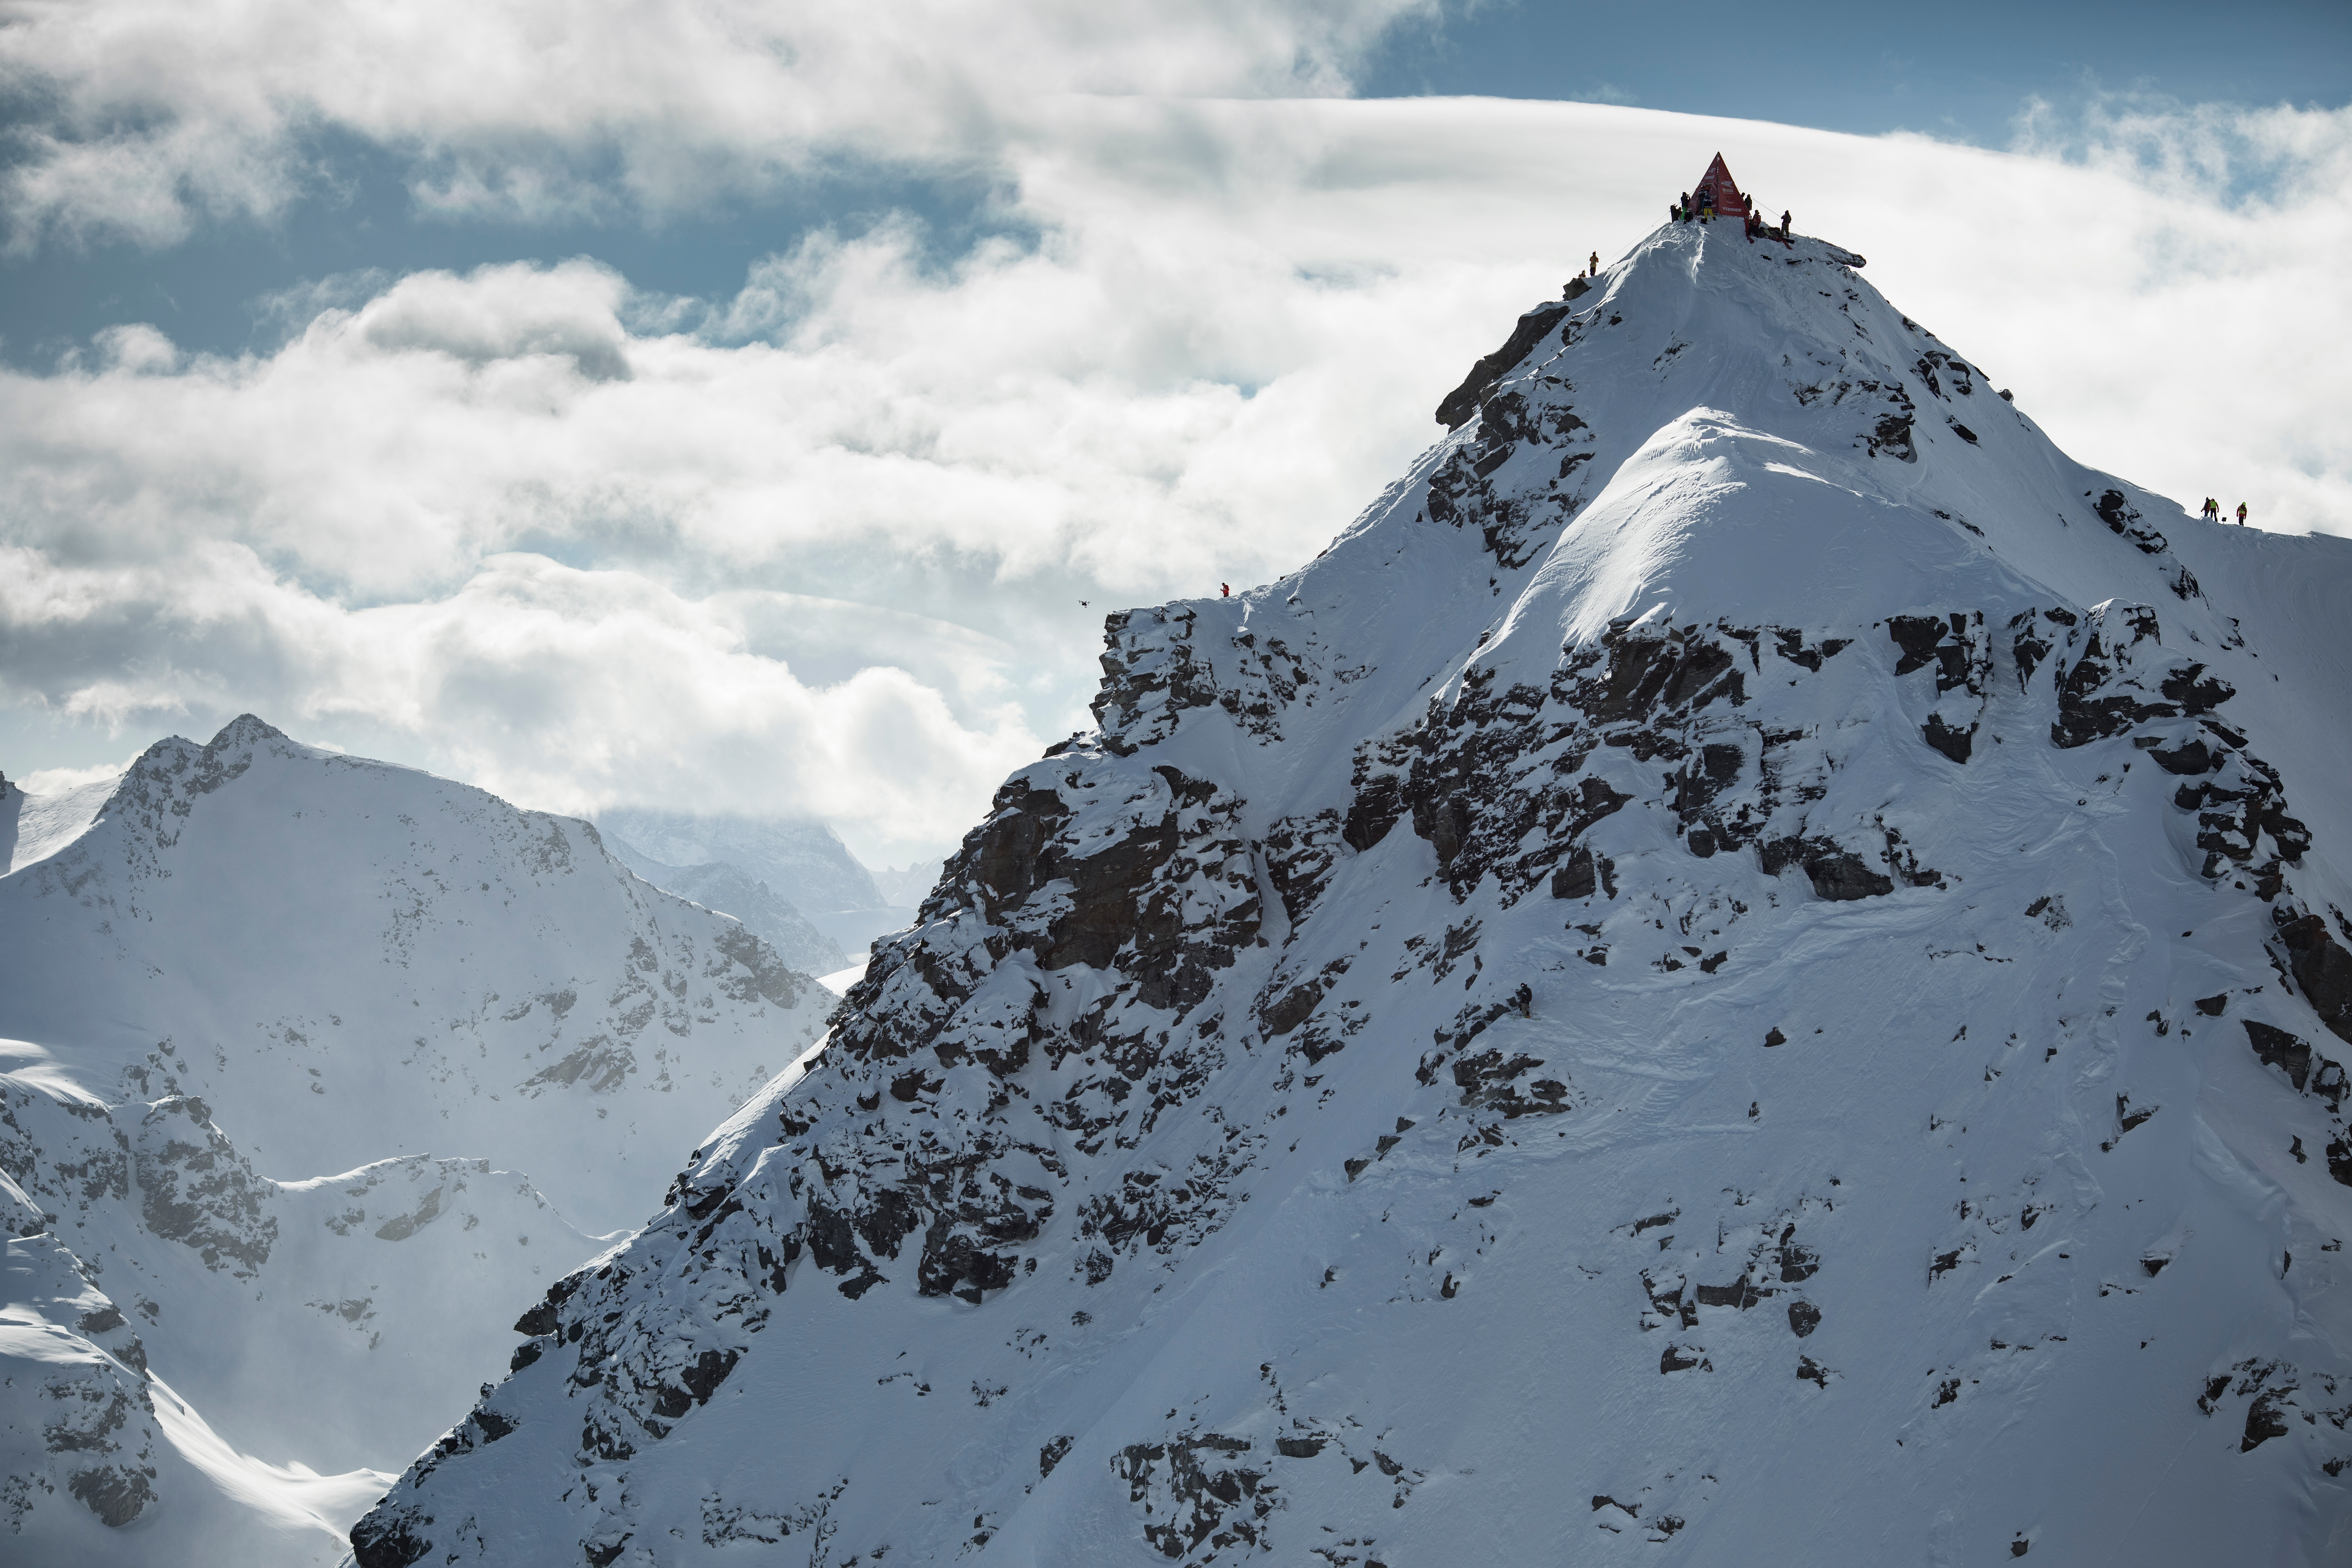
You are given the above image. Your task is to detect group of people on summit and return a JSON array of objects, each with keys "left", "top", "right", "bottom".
[
  {"left": 1673, "top": 191, "right": 1792, "bottom": 244},
  {"left": 1580, "top": 159, "right": 2265, "bottom": 536}
]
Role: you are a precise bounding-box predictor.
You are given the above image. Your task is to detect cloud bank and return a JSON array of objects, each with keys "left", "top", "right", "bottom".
[
  {"left": 0, "top": 5, "right": 2344, "bottom": 864},
  {"left": 0, "top": 0, "right": 1428, "bottom": 247}
]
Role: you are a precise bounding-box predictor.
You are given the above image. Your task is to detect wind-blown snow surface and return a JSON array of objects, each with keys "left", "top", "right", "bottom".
[
  {"left": 357, "top": 222, "right": 2352, "bottom": 1566},
  {"left": 0, "top": 720, "right": 830, "bottom": 1560}
]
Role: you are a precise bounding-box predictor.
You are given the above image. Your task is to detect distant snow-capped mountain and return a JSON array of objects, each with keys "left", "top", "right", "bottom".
[
  {"left": 871, "top": 860, "right": 948, "bottom": 910},
  {"left": 598, "top": 808, "right": 887, "bottom": 917},
  {"left": 600, "top": 807, "right": 915, "bottom": 959},
  {"left": 358, "top": 220, "right": 2352, "bottom": 1566},
  {"left": 602, "top": 835, "right": 849, "bottom": 978},
  {"left": 0, "top": 720, "right": 832, "bottom": 1563}
]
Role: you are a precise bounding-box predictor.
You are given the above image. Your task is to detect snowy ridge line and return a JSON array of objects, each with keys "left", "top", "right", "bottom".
[{"left": 356, "top": 220, "right": 2352, "bottom": 1566}]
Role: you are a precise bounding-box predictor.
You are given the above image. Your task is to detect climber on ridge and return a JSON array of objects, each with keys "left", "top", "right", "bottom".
[
  {"left": 1221, "top": 583, "right": 1231, "bottom": 598},
  {"left": 2202, "top": 497, "right": 2220, "bottom": 522},
  {"left": 1588, "top": 251, "right": 1600, "bottom": 276},
  {"left": 2236, "top": 502, "right": 2249, "bottom": 526}
]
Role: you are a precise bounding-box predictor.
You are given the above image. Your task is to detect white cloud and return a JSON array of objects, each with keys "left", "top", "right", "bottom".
[
  {"left": 0, "top": 91, "right": 2345, "bottom": 864},
  {"left": 0, "top": 536, "right": 1040, "bottom": 860},
  {"left": 372, "top": 556, "right": 1042, "bottom": 840},
  {"left": 0, "top": 0, "right": 1431, "bottom": 247},
  {"left": 12, "top": 755, "right": 139, "bottom": 795}
]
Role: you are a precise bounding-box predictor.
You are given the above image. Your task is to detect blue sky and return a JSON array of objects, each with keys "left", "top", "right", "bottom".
[
  {"left": 0, "top": 1, "right": 2345, "bottom": 864},
  {"left": 1360, "top": 1, "right": 2347, "bottom": 136}
]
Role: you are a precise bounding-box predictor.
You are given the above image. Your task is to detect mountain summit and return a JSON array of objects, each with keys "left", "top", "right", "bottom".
[
  {"left": 0, "top": 716, "right": 831, "bottom": 1561},
  {"left": 356, "top": 220, "right": 2352, "bottom": 1565}
]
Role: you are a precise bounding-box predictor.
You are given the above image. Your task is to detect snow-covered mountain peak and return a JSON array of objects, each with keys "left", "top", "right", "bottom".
[
  {"left": 349, "top": 224, "right": 2352, "bottom": 1565},
  {"left": 601, "top": 835, "right": 850, "bottom": 978},
  {"left": 1317, "top": 224, "right": 2213, "bottom": 694},
  {"left": 600, "top": 808, "right": 888, "bottom": 917},
  {"left": 1, "top": 716, "right": 836, "bottom": 1559},
  {"left": 2, "top": 713, "right": 825, "bottom": 1225}
]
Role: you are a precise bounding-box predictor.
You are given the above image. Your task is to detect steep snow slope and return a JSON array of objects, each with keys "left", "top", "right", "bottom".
[
  {"left": 356, "top": 222, "right": 2352, "bottom": 1567},
  {"left": 8, "top": 1226, "right": 398, "bottom": 1565},
  {"left": 0, "top": 720, "right": 831, "bottom": 1558}
]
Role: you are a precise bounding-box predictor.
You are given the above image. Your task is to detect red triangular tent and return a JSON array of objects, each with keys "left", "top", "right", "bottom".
[{"left": 1692, "top": 153, "right": 1749, "bottom": 220}]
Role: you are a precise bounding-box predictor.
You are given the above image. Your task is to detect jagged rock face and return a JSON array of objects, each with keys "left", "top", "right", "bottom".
[
  {"left": 356, "top": 224, "right": 2352, "bottom": 1566},
  {"left": 129, "top": 1095, "right": 280, "bottom": 1278},
  {"left": 0, "top": 715, "right": 831, "bottom": 1561}
]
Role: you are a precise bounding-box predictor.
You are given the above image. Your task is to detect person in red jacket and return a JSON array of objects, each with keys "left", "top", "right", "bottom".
[{"left": 2236, "top": 503, "right": 2249, "bottom": 526}]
